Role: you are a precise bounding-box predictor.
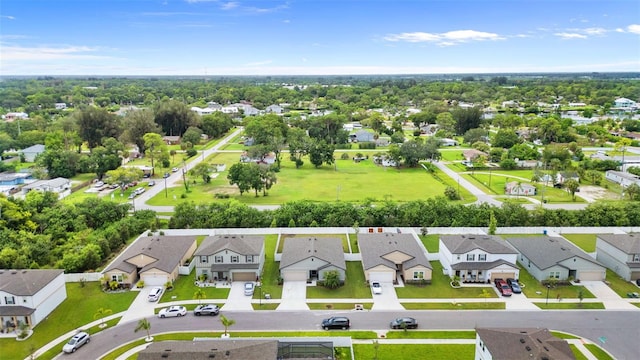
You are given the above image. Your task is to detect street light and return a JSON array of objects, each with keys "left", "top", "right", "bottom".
[{"left": 546, "top": 284, "right": 551, "bottom": 305}]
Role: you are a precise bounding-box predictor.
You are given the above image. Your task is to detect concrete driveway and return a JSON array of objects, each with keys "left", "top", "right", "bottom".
[
  {"left": 580, "top": 281, "right": 638, "bottom": 310},
  {"left": 221, "top": 282, "right": 254, "bottom": 311},
  {"left": 118, "top": 287, "right": 158, "bottom": 325},
  {"left": 277, "top": 281, "right": 309, "bottom": 310},
  {"left": 372, "top": 282, "right": 404, "bottom": 311}
]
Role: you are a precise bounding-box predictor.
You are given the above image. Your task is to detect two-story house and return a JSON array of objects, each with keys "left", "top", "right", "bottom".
[
  {"left": 0, "top": 269, "right": 66, "bottom": 332},
  {"left": 439, "top": 235, "right": 519, "bottom": 283},
  {"left": 596, "top": 234, "right": 640, "bottom": 281},
  {"left": 194, "top": 235, "right": 265, "bottom": 282}
]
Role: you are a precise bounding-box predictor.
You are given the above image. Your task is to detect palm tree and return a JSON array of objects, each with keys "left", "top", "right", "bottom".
[
  {"left": 135, "top": 318, "right": 152, "bottom": 341},
  {"left": 194, "top": 288, "right": 206, "bottom": 304},
  {"left": 220, "top": 315, "right": 235, "bottom": 337},
  {"left": 94, "top": 307, "right": 112, "bottom": 328}
]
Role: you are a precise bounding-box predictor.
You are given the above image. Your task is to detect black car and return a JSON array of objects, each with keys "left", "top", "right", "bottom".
[
  {"left": 507, "top": 278, "right": 522, "bottom": 294},
  {"left": 194, "top": 304, "right": 220, "bottom": 316},
  {"left": 321, "top": 317, "right": 350, "bottom": 330},
  {"left": 390, "top": 317, "right": 418, "bottom": 329},
  {"left": 636, "top": 278, "right": 640, "bottom": 286},
  {"left": 163, "top": 172, "right": 170, "bottom": 178}
]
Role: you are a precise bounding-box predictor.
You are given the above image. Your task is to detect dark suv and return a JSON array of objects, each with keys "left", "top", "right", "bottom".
[{"left": 321, "top": 316, "right": 350, "bottom": 330}]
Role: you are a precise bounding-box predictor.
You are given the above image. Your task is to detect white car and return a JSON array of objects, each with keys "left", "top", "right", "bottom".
[
  {"left": 158, "top": 305, "right": 187, "bottom": 318},
  {"left": 371, "top": 282, "right": 382, "bottom": 295},
  {"left": 62, "top": 332, "right": 90, "bottom": 353},
  {"left": 244, "top": 282, "right": 255, "bottom": 296},
  {"left": 147, "top": 287, "right": 163, "bottom": 302}
]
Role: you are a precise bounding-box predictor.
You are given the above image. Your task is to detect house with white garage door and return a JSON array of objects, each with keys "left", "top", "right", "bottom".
[
  {"left": 194, "top": 234, "right": 265, "bottom": 282},
  {"left": 279, "top": 237, "right": 346, "bottom": 282},
  {"left": 439, "top": 235, "right": 519, "bottom": 283},
  {"left": 103, "top": 235, "right": 197, "bottom": 287},
  {"left": 358, "top": 233, "right": 431, "bottom": 284},
  {"left": 506, "top": 236, "right": 606, "bottom": 282},
  {"left": 596, "top": 234, "right": 640, "bottom": 281}
]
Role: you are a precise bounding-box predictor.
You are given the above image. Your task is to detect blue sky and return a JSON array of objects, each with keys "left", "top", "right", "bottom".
[{"left": 1, "top": 0, "right": 639, "bottom": 75}]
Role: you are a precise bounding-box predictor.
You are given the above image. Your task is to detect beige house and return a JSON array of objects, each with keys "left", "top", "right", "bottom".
[
  {"left": 103, "top": 235, "right": 197, "bottom": 287},
  {"left": 358, "top": 233, "right": 432, "bottom": 284}
]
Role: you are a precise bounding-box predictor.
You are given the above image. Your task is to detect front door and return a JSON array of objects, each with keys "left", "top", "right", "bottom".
[{"left": 310, "top": 270, "right": 318, "bottom": 280}]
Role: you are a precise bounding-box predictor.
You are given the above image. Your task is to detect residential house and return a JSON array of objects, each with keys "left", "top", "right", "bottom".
[
  {"left": 20, "top": 144, "right": 45, "bottom": 162},
  {"left": 350, "top": 130, "right": 375, "bottom": 143},
  {"left": 0, "top": 269, "right": 66, "bottom": 332},
  {"left": 265, "top": 104, "right": 283, "bottom": 114},
  {"left": 0, "top": 172, "right": 31, "bottom": 186},
  {"left": 605, "top": 170, "right": 640, "bottom": 187},
  {"left": 343, "top": 122, "right": 363, "bottom": 132},
  {"left": 240, "top": 151, "right": 276, "bottom": 165},
  {"left": 556, "top": 171, "right": 579, "bottom": 184},
  {"left": 613, "top": 97, "right": 638, "bottom": 110},
  {"left": 501, "top": 100, "right": 519, "bottom": 109},
  {"left": 463, "top": 149, "right": 487, "bottom": 163},
  {"left": 505, "top": 181, "right": 536, "bottom": 196},
  {"left": 440, "top": 138, "right": 459, "bottom": 147},
  {"left": 506, "top": 236, "right": 606, "bottom": 282},
  {"left": 372, "top": 154, "right": 397, "bottom": 167},
  {"left": 190, "top": 106, "right": 215, "bottom": 116},
  {"left": 21, "top": 177, "right": 71, "bottom": 199},
  {"left": 419, "top": 124, "right": 439, "bottom": 135},
  {"left": 194, "top": 235, "right": 265, "bottom": 282},
  {"left": 596, "top": 234, "right": 640, "bottom": 281},
  {"left": 439, "top": 235, "right": 519, "bottom": 283},
  {"left": 2, "top": 112, "right": 29, "bottom": 122},
  {"left": 162, "top": 136, "right": 181, "bottom": 145},
  {"left": 358, "top": 233, "right": 432, "bottom": 284},
  {"left": 103, "top": 235, "right": 197, "bottom": 287},
  {"left": 568, "top": 102, "right": 586, "bottom": 107},
  {"left": 279, "top": 237, "right": 346, "bottom": 282},
  {"left": 207, "top": 102, "right": 223, "bottom": 110},
  {"left": 475, "top": 328, "right": 575, "bottom": 360},
  {"left": 54, "top": 103, "right": 67, "bottom": 110},
  {"left": 516, "top": 160, "right": 543, "bottom": 168}
]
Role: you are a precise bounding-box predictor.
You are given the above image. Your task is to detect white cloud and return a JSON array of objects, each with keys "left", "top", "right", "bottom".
[
  {"left": 628, "top": 24, "right": 640, "bottom": 34},
  {"left": 554, "top": 32, "right": 587, "bottom": 39},
  {"left": 184, "top": 0, "right": 218, "bottom": 3},
  {"left": 384, "top": 30, "right": 503, "bottom": 46},
  {"left": 221, "top": 2, "right": 239, "bottom": 10},
  {"left": 1, "top": 15, "right": 15, "bottom": 20},
  {"left": 1, "top": 45, "right": 114, "bottom": 61},
  {"left": 283, "top": 19, "right": 290, "bottom": 24},
  {"left": 583, "top": 27, "right": 607, "bottom": 35}
]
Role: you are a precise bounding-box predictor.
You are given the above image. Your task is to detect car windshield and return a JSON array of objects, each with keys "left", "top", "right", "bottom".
[{"left": 68, "top": 338, "right": 77, "bottom": 345}]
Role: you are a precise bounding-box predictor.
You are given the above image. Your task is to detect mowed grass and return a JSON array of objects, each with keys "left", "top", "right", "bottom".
[
  {"left": 353, "top": 344, "right": 475, "bottom": 360},
  {"left": 419, "top": 234, "right": 440, "bottom": 253},
  {"left": 0, "top": 283, "right": 137, "bottom": 360},
  {"left": 533, "top": 302, "right": 605, "bottom": 309},
  {"left": 584, "top": 344, "right": 615, "bottom": 360},
  {"left": 562, "top": 234, "right": 597, "bottom": 252},
  {"left": 158, "top": 271, "right": 230, "bottom": 303},
  {"left": 602, "top": 269, "right": 640, "bottom": 298},
  {"left": 306, "top": 262, "right": 372, "bottom": 299},
  {"left": 147, "top": 152, "right": 473, "bottom": 205},
  {"left": 516, "top": 265, "right": 595, "bottom": 299},
  {"left": 256, "top": 234, "right": 283, "bottom": 299},
  {"left": 401, "top": 302, "right": 505, "bottom": 310}
]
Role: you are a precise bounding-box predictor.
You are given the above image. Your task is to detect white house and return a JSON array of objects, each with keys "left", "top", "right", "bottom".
[
  {"left": 596, "top": 234, "right": 640, "bottom": 281},
  {"left": 265, "top": 104, "right": 283, "bottom": 114},
  {"left": 505, "top": 181, "right": 536, "bottom": 196},
  {"left": 614, "top": 97, "right": 638, "bottom": 110},
  {"left": 605, "top": 170, "right": 640, "bottom": 187},
  {"left": 190, "top": 106, "right": 215, "bottom": 116},
  {"left": 21, "top": 177, "right": 72, "bottom": 199},
  {"left": 439, "top": 235, "right": 519, "bottom": 283},
  {"left": 3, "top": 112, "right": 29, "bottom": 122},
  {"left": 55, "top": 103, "right": 67, "bottom": 110},
  {"left": 440, "top": 138, "right": 459, "bottom": 147},
  {"left": 0, "top": 269, "right": 66, "bottom": 332}
]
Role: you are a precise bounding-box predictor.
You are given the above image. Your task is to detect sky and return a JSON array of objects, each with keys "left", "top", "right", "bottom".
[{"left": 1, "top": 0, "right": 639, "bottom": 76}]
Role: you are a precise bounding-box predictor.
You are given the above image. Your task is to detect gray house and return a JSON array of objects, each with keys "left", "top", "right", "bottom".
[
  {"left": 194, "top": 235, "right": 265, "bottom": 282},
  {"left": 279, "top": 237, "right": 346, "bottom": 282},
  {"left": 596, "top": 234, "right": 640, "bottom": 281},
  {"left": 475, "top": 328, "right": 575, "bottom": 360},
  {"left": 350, "top": 130, "right": 375, "bottom": 143},
  {"left": 20, "top": 144, "right": 45, "bottom": 162},
  {"left": 358, "top": 233, "right": 432, "bottom": 284},
  {"left": 506, "top": 236, "right": 606, "bottom": 282}
]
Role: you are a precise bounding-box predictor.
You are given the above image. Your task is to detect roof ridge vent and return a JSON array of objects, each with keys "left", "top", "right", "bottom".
[{"left": 520, "top": 338, "right": 526, "bottom": 343}]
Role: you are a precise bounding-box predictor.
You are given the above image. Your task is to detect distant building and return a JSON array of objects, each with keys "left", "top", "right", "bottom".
[
  {"left": 19, "top": 144, "right": 45, "bottom": 162},
  {"left": 55, "top": 103, "right": 67, "bottom": 110},
  {"left": 3, "top": 112, "right": 29, "bottom": 122},
  {"left": 21, "top": 177, "right": 72, "bottom": 199}
]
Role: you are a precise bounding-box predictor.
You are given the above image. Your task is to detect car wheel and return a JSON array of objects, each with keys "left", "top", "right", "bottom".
[
  {"left": 178, "top": 313, "right": 183, "bottom": 317},
  {"left": 323, "top": 326, "right": 328, "bottom": 330},
  {"left": 195, "top": 312, "right": 201, "bottom": 316},
  {"left": 86, "top": 338, "right": 90, "bottom": 343},
  {"left": 160, "top": 315, "right": 165, "bottom": 318},
  {"left": 72, "top": 348, "right": 76, "bottom": 353},
  {"left": 342, "top": 326, "right": 347, "bottom": 330}
]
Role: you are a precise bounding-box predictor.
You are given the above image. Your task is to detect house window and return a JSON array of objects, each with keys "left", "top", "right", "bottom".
[
  {"left": 478, "top": 254, "right": 487, "bottom": 261},
  {"left": 634, "top": 254, "right": 640, "bottom": 262},
  {"left": 200, "top": 256, "right": 208, "bottom": 264},
  {"left": 549, "top": 271, "right": 561, "bottom": 279},
  {"left": 466, "top": 254, "right": 475, "bottom": 261},
  {"left": 413, "top": 271, "right": 424, "bottom": 279},
  {"left": 111, "top": 274, "right": 123, "bottom": 282},
  {"left": 246, "top": 255, "right": 253, "bottom": 263},
  {"left": 231, "top": 256, "right": 239, "bottom": 263},
  {"left": 215, "top": 256, "right": 223, "bottom": 263},
  {"left": 5, "top": 296, "right": 15, "bottom": 305}
]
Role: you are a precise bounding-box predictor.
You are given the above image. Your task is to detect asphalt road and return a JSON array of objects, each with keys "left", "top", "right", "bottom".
[{"left": 58, "top": 310, "right": 640, "bottom": 360}]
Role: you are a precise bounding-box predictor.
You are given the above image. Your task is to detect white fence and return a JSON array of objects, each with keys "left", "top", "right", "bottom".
[{"left": 65, "top": 273, "right": 103, "bottom": 282}]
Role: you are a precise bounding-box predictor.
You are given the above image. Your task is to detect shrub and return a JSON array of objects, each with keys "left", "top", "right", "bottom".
[
  {"left": 444, "top": 186, "right": 461, "bottom": 200},
  {"left": 186, "top": 148, "right": 197, "bottom": 157},
  {"left": 340, "top": 153, "right": 350, "bottom": 160},
  {"left": 358, "top": 142, "right": 376, "bottom": 149}
]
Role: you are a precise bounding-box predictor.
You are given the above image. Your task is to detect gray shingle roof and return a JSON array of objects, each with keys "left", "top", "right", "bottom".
[
  {"left": 195, "top": 235, "right": 264, "bottom": 257},
  {"left": 279, "top": 237, "right": 345, "bottom": 270},
  {"left": 440, "top": 235, "right": 518, "bottom": 254},
  {"left": 0, "top": 269, "right": 64, "bottom": 296},
  {"left": 137, "top": 339, "right": 278, "bottom": 360},
  {"left": 597, "top": 234, "right": 640, "bottom": 254},
  {"left": 104, "top": 236, "right": 196, "bottom": 274},
  {"left": 358, "top": 233, "right": 431, "bottom": 271},
  {"left": 0, "top": 305, "right": 35, "bottom": 316},
  {"left": 476, "top": 328, "right": 576, "bottom": 360},
  {"left": 505, "top": 236, "right": 600, "bottom": 270},
  {"left": 451, "top": 259, "right": 518, "bottom": 271},
  {"left": 20, "top": 144, "right": 45, "bottom": 153}
]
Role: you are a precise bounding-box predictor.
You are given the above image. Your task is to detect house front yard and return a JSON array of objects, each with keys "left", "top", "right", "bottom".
[
  {"left": 159, "top": 272, "right": 230, "bottom": 303},
  {"left": 306, "top": 262, "right": 372, "bottom": 299},
  {"left": 516, "top": 265, "right": 596, "bottom": 299}
]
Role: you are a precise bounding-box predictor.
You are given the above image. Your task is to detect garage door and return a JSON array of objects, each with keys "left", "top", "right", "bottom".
[
  {"left": 282, "top": 270, "right": 307, "bottom": 281},
  {"left": 232, "top": 272, "right": 255, "bottom": 281},
  {"left": 631, "top": 271, "right": 640, "bottom": 281},
  {"left": 142, "top": 274, "right": 168, "bottom": 286},
  {"left": 369, "top": 272, "right": 394, "bottom": 283},
  {"left": 490, "top": 272, "right": 515, "bottom": 281},
  {"left": 578, "top": 271, "right": 605, "bottom": 281}
]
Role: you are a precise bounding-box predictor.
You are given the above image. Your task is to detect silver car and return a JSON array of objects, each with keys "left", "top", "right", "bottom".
[
  {"left": 244, "top": 282, "right": 255, "bottom": 296},
  {"left": 62, "top": 332, "right": 90, "bottom": 353}
]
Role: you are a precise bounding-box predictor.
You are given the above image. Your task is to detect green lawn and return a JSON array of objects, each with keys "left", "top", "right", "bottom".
[
  {"left": 562, "top": 234, "right": 597, "bottom": 252},
  {"left": 307, "top": 303, "right": 373, "bottom": 310},
  {"left": 439, "top": 150, "right": 465, "bottom": 161},
  {"left": 584, "top": 344, "right": 615, "bottom": 360},
  {"left": 252, "top": 303, "right": 280, "bottom": 310},
  {"left": 419, "top": 234, "right": 439, "bottom": 253},
  {"left": 602, "top": 269, "right": 640, "bottom": 297},
  {"left": 307, "top": 262, "right": 372, "bottom": 299},
  {"left": 349, "top": 233, "right": 359, "bottom": 253},
  {"left": 467, "top": 172, "right": 583, "bottom": 203},
  {"left": 0, "top": 283, "right": 137, "bottom": 360},
  {"left": 256, "top": 234, "right": 284, "bottom": 299},
  {"left": 516, "top": 265, "right": 595, "bottom": 299},
  {"left": 146, "top": 152, "right": 476, "bottom": 205},
  {"left": 533, "top": 302, "right": 605, "bottom": 309},
  {"left": 384, "top": 330, "right": 476, "bottom": 339},
  {"left": 571, "top": 344, "right": 590, "bottom": 360},
  {"left": 401, "top": 302, "right": 505, "bottom": 310},
  {"left": 159, "top": 272, "right": 230, "bottom": 303},
  {"left": 353, "top": 344, "right": 475, "bottom": 360},
  {"left": 396, "top": 261, "right": 498, "bottom": 299},
  {"left": 551, "top": 331, "right": 580, "bottom": 339}
]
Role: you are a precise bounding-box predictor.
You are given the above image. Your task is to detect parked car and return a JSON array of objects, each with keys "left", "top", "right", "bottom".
[
  {"left": 507, "top": 278, "right": 522, "bottom": 294},
  {"left": 371, "top": 282, "right": 382, "bottom": 295},
  {"left": 93, "top": 181, "right": 104, "bottom": 188},
  {"left": 171, "top": 167, "right": 179, "bottom": 172},
  {"left": 148, "top": 287, "right": 163, "bottom": 302},
  {"left": 134, "top": 187, "right": 145, "bottom": 195},
  {"left": 109, "top": 184, "right": 119, "bottom": 189},
  {"left": 389, "top": 317, "right": 418, "bottom": 329},
  {"left": 163, "top": 172, "right": 170, "bottom": 178},
  {"left": 62, "top": 332, "right": 90, "bottom": 353},
  {"left": 244, "top": 282, "right": 255, "bottom": 296},
  {"left": 636, "top": 278, "right": 640, "bottom": 286},
  {"left": 194, "top": 304, "right": 220, "bottom": 316},
  {"left": 158, "top": 305, "right": 187, "bottom": 318},
  {"left": 321, "top": 316, "right": 350, "bottom": 330},
  {"left": 128, "top": 193, "right": 136, "bottom": 199},
  {"left": 495, "top": 279, "right": 513, "bottom": 297},
  {"left": 148, "top": 181, "right": 155, "bottom": 186}
]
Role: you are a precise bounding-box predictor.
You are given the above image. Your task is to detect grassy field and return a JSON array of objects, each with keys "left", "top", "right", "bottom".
[
  {"left": 353, "top": 344, "right": 475, "bottom": 360},
  {"left": 401, "top": 302, "right": 505, "bottom": 310},
  {"left": 158, "top": 271, "right": 230, "bottom": 303},
  {"left": 146, "top": 152, "right": 476, "bottom": 205},
  {"left": 395, "top": 262, "right": 498, "bottom": 299},
  {"left": 384, "top": 330, "right": 476, "bottom": 339},
  {"left": 562, "top": 234, "right": 597, "bottom": 252},
  {"left": 584, "top": 344, "right": 615, "bottom": 360},
  {"left": 602, "top": 269, "right": 640, "bottom": 298},
  {"left": 419, "top": 234, "right": 439, "bottom": 253},
  {"left": 256, "top": 234, "right": 284, "bottom": 299},
  {"left": 467, "top": 172, "right": 583, "bottom": 203},
  {"left": 533, "top": 302, "right": 605, "bottom": 309},
  {"left": 307, "top": 302, "right": 373, "bottom": 310},
  {"left": 306, "top": 262, "right": 372, "bottom": 299},
  {"left": 0, "top": 283, "right": 137, "bottom": 360},
  {"left": 516, "top": 265, "right": 596, "bottom": 299}
]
